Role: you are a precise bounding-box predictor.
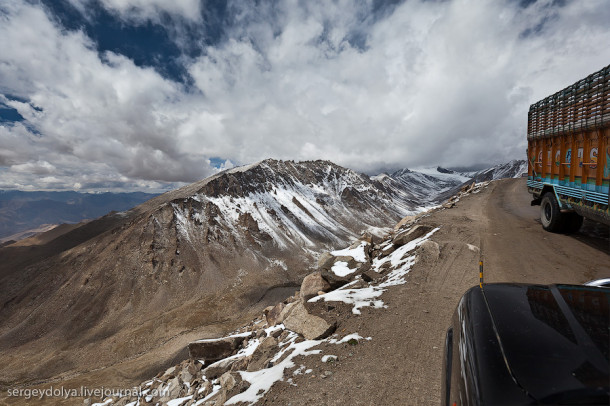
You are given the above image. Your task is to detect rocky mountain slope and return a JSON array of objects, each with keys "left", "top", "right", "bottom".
[
  {"left": 466, "top": 159, "right": 527, "bottom": 183},
  {"left": 0, "top": 158, "right": 526, "bottom": 400},
  {"left": 0, "top": 159, "right": 466, "bottom": 390},
  {"left": 373, "top": 166, "right": 472, "bottom": 206},
  {"left": 104, "top": 219, "right": 444, "bottom": 406}
]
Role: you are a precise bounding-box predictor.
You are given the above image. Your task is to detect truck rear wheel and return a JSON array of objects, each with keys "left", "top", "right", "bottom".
[
  {"left": 540, "top": 192, "right": 564, "bottom": 232},
  {"left": 564, "top": 212, "right": 583, "bottom": 234}
]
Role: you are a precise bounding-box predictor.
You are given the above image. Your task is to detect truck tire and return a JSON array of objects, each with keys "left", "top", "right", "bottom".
[
  {"left": 564, "top": 212, "right": 583, "bottom": 234},
  {"left": 540, "top": 192, "right": 564, "bottom": 232}
]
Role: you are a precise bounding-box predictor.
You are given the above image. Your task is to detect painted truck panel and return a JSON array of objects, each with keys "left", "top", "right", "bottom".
[{"left": 527, "top": 64, "right": 610, "bottom": 226}]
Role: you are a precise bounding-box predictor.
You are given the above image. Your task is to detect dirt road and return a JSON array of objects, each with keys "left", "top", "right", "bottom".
[
  {"left": 482, "top": 178, "right": 609, "bottom": 282},
  {"left": 263, "top": 178, "right": 609, "bottom": 405}
]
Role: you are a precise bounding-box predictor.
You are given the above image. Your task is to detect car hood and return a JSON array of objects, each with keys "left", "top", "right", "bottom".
[{"left": 482, "top": 283, "right": 609, "bottom": 404}]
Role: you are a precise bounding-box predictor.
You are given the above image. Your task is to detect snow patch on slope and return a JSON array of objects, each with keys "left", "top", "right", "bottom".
[
  {"left": 410, "top": 167, "right": 472, "bottom": 184},
  {"left": 311, "top": 227, "right": 440, "bottom": 314},
  {"left": 225, "top": 332, "right": 322, "bottom": 405},
  {"left": 331, "top": 241, "right": 368, "bottom": 262},
  {"left": 169, "top": 160, "right": 435, "bottom": 256}
]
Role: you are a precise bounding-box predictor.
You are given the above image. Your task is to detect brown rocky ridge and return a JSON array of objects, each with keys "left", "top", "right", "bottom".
[
  {"left": 0, "top": 159, "right": 471, "bottom": 399},
  {"left": 94, "top": 202, "right": 442, "bottom": 405}
]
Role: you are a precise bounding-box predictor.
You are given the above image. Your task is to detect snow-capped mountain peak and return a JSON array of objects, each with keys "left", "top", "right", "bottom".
[{"left": 468, "top": 160, "right": 527, "bottom": 182}]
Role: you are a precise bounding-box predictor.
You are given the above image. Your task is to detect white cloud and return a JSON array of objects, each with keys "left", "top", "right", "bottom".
[
  {"left": 1, "top": 0, "right": 609, "bottom": 191},
  {"left": 68, "top": 0, "right": 202, "bottom": 22},
  {"left": 182, "top": 0, "right": 610, "bottom": 172},
  {"left": 10, "top": 160, "right": 56, "bottom": 175},
  {"left": 0, "top": 1, "right": 213, "bottom": 189}
]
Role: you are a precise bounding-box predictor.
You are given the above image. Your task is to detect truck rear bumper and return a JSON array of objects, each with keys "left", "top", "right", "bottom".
[{"left": 527, "top": 180, "right": 610, "bottom": 226}]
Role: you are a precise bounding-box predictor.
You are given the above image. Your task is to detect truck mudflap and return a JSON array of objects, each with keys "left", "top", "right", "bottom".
[{"left": 530, "top": 197, "right": 541, "bottom": 206}]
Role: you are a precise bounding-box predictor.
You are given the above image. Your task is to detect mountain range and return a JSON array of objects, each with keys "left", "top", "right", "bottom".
[
  {"left": 0, "top": 158, "right": 526, "bottom": 390},
  {"left": 0, "top": 190, "right": 157, "bottom": 243}
]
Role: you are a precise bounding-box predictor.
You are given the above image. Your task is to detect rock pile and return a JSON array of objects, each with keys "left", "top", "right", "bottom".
[
  {"left": 98, "top": 217, "right": 441, "bottom": 406},
  {"left": 443, "top": 180, "right": 491, "bottom": 209}
]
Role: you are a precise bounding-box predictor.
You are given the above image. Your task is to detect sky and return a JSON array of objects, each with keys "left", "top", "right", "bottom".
[{"left": 0, "top": 0, "right": 609, "bottom": 192}]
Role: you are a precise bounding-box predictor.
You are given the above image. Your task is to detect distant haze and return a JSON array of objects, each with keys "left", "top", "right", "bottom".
[
  {"left": 0, "top": 190, "right": 157, "bottom": 240},
  {"left": 0, "top": 0, "right": 608, "bottom": 191}
]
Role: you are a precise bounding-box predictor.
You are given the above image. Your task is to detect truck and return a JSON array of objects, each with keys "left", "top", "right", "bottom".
[{"left": 527, "top": 64, "right": 610, "bottom": 232}]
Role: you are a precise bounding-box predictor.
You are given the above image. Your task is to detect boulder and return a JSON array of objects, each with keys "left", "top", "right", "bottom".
[
  {"left": 193, "top": 381, "right": 213, "bottom": 401},
  {"left": 461, "top": 182, "right": 475, "bottom": 193},
  {"left": 188, "top": 333, "right": 252, "bottom": 362},
  {"left": 247, "top": 336, "right": 279, "bottom": 371},
  {"left": 348, "top": 279, "right": 368, "bottom": 289},
  {"left": 160, "top": 366, "right": 177, "bottom": 380},
  {"left": 356, "top": 261, "right": 371, "bottom": 274},
  {"left": 188, "top": 379, "right": 202, "bottom": 396},
  {"left": 416, "top": 240, "right": 440, "bottom": 263},
  {"left": 230, "top": 356, "right": 251, "bottom": 372},
  {"left": 214, "top": 389, "right": 228, "bottom": 406},
  {"left": 289, "top": 292, "right": 300, "bottom": 303},
  {"left": 443, "top": 195, "right": 459, "bottom": 208},
  {"left": 220, "top": 371, "right": 250, "bottom": 403},
  {"left": 317, "top": 252, "right": 336, "bottom": 270},
  {"left": 203, "top": 357, "right": 239, "bottom": 379},
  {"left": 264, "top": 302, "right": 285, "bottom": 326},
  {"left": 361, "top": 269, "right": 382, "bottom": 283},
  {"left": 379, "top": 244, "right": 396, "bottom": 257},
  {"left": 159, "top": 377, "right": 183, "bottom": 403},
  {"left": 276, "top": 301, "right": 299, "bottom": 324},
  {"left": 349, "top": 240, "right": 373, "bottom": 259},
  {"left": 300, "top": 272, "right": 331, "bottom": 301},
  {"left": 269, "top": 328, "right": 283, "bottom": 338},
  {"left": 377, "top": 261, "right": 392, "bottom": 274},
  {"left": 394, "top": 215, "right": 416, "bottom": 231},
  {"left": 283, "top": 301, "right": 336, "bottom": 340},
  {"left": 392, "top": 225, "right": 434, "bottom": 247},
  {"left": 186, "top": 359, "right": 202, "bottom": 376},
  {"left": 262, "top": 305, "right": 274, "bottom": 317},
  {"left": 319, "top": 270, "right": 350, "bottom": 290},
  {"left": 180, "top": 369, "right": 193, "bottom": 385},
  {"left": 220, "top": 371, "right": 237, "bottom": 391}
]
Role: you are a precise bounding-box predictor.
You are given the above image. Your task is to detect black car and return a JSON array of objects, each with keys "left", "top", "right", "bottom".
[{"left": 442, "top": 283, "right": 609, "bottom": 405}]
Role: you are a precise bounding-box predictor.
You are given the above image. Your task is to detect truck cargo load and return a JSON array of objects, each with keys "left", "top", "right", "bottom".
[{"left": 527, "top": 64, "right": 610, "bottom": 232}]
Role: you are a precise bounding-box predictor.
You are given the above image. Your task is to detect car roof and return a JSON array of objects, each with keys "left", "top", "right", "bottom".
[{"left": 481, "top": 283, "right": 609, "bottom": 404}]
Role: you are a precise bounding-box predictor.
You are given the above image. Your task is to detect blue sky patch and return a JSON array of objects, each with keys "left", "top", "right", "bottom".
[
  {"left": 39, "top": 0, "right": 231, "bottom": 85},
  {"left": 0, "top": 105, "right": 24, "bottom": 123},
  {"left": 209, "top": 157, "right": 230, "bottom": 169}
]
